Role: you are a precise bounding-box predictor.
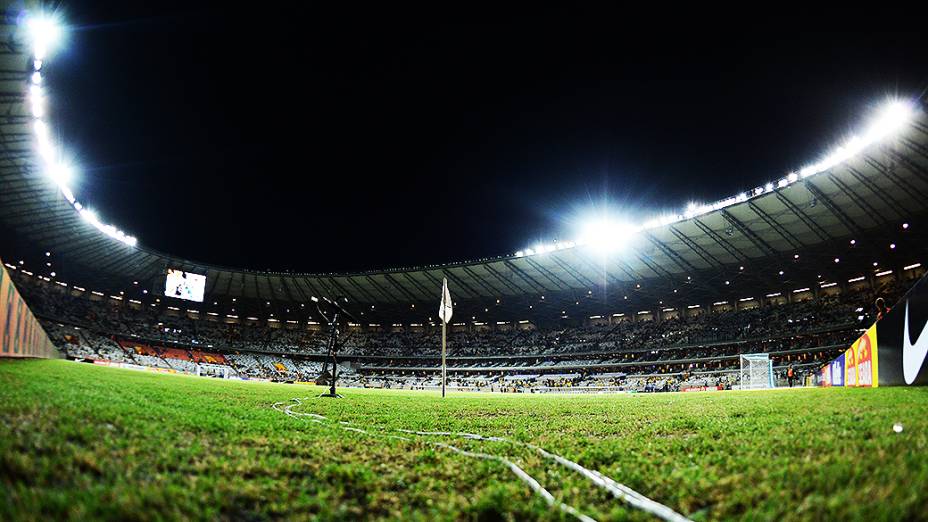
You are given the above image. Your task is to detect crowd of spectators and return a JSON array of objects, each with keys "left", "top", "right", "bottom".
[
  {"left": 12, "top": 269, "right": 909, "bottom": 390},
  {"left": 47, "top": 322, "right": 342, "bottom": 382}
]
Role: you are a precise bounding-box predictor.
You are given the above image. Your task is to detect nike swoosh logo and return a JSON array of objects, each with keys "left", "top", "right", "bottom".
[{"left": 903, "top": 301, "right": 928, "bottom": 385}]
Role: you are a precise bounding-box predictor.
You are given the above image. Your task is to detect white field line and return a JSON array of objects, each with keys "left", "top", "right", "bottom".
[
  {"left": 272, "top": 398, "right": 596, "bottom": 522},
  {"left": 274, "top": 398, "right": 692, "bottom": 522},
  {"left": 400, "top": 430, "right": 691, "bottom": 522}
]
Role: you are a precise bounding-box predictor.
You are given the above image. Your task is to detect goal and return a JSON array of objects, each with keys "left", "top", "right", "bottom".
[
  {"left": 739, "top": 354, "right": 774, "bottom": 390},
  {"left": 196, "top": 363, "right": 230, "bottom": 379}
]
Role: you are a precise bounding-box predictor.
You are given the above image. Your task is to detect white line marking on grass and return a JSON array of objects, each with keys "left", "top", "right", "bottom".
[
  {"left": 400, "top": 430, "right": 691, "bottom": 522},
  {"left": 272, "top": 398, "right": 596, "bottom": 522},
  {"left": 274, "top": 398, "right": 693, "bottom": 521}
]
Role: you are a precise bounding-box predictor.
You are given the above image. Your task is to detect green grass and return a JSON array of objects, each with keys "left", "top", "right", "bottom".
[{"left": 1, "top": 359, "right": 927, "bottom": 521}]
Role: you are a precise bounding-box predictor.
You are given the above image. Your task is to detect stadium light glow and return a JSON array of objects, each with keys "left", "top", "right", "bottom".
[
  {"left": 25, "top": 13, "right": 63, "bottom": 60},
  {"left": 864, "top": 100, "right": 913, "bottom": 142},
  {"left": 577, "top": 218, "right": 637, "bottom": 254},
  {"left": 22, "top": 12, "right": 139, "bottom": 248},
  {"left": 515, "top": 98, "right": 916, "bottom": 257},
  {"left": 48, "top": 161, "right": 74, "bottom": 185},
  {"left": 80, "top": 208, "right": 99, "bottom": 224}
]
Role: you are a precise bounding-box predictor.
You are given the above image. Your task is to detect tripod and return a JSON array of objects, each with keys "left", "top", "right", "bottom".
[{"left": 315, "top": 297, "right": 353, "bottom": 398}]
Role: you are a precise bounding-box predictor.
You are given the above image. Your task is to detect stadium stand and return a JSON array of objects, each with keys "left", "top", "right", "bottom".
[{"left": 6, "top": 262, "right": 920, "bottom": 391}]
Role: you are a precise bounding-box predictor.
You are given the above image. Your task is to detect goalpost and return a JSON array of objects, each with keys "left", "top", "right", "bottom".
[
  {"left": 739, "top": 354, "right": 774, "bottom": 390},
  {"left": 196, "top": 363, "right": 229, "bottom": 379}
]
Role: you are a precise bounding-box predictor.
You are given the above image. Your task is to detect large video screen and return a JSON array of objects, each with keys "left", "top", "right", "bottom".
[{"left": 164, "top": 269, "right": 206, "bottom": 302}]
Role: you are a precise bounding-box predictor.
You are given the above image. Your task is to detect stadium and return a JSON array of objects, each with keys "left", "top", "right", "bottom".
[{"left": 2, "top": 5, "right": 928, "bottom": 521}]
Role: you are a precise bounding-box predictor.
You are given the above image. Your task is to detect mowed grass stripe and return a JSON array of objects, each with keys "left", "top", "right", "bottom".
[{"left": 1, "top": 359, "right": 927, "bottom": 521}]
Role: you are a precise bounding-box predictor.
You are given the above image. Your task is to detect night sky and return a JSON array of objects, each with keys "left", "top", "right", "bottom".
[{"left": 42, "top": 6, "right": 928, "bottom": 273}]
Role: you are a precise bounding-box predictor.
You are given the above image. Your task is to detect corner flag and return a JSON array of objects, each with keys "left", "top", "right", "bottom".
[
  {"left": 438, "top": 278, "right": 452, "bottom": 397},
  {"left": 439, "top": 277, "right": 453, "bottom": 324}
]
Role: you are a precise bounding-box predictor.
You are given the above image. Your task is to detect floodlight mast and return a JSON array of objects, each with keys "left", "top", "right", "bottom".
[{"left": 314, "top": 297, "right": 355, "bottom": 398}]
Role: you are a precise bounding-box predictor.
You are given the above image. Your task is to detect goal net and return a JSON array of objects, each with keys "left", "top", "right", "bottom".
[
  {"left": 739, "top": 354, "right": 774, "bottom": 390},
  {"left": 196, "top": 363, "right": 229, "bottom": 379}
]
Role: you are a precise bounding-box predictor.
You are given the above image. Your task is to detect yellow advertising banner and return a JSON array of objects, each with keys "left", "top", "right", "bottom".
[
  {"left": 845, "top": 346, "right": 858, "bottom": 387},
  {"left": 852, "top": 323, "right": 878, "bottom": 388}
]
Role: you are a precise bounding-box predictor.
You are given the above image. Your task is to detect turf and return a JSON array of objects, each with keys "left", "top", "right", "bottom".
[{"left": 1, "top": 359, "right": 927, "bottom": 521}]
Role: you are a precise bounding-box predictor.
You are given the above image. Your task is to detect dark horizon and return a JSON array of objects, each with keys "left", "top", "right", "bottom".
[{"left": 41, "top": 7, "right": 928, "bottom": 272}]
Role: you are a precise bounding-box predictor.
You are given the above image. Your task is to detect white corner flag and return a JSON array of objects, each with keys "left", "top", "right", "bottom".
[
  {"left": 439, "top": 278, "right": 452, "bottom": 397},
  {"left": 439, "top": 278, "right": 453, "bottom": 324}
]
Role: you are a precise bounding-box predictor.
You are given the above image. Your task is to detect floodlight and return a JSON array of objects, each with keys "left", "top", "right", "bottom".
[
  {"left": 37, "top": 140, "right": 56, "bottom": 162},
  {"left": 48, "top": 162, "right": 73, "bottom": 185},
  {"left": 579, "top": 218, "right": 637, "bottom": 254},
  {"left": 865, "top": 100, "right": 913, "bottom": 142},
  {"left": 26, "top": 14, "right": 63, "bottom": 60},
  {"left": 59, "top": 184, "right": 74, "bottom": 204},
  {"left": 80, "top": 208, "right": 98, "bottom": 224},
  {"left": 843, "top": 136, "right": 864, "bottom": 156},
  {"left": 29, "top": 84, "right": 45, "bottom": 117},
  {"left": 33, "top": 119, "right": 49, "bottom": 139}
]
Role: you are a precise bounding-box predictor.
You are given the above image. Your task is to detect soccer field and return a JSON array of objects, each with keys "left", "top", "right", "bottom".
[{"left": 1, "top": 360, "right": 926, "bottom": 521}]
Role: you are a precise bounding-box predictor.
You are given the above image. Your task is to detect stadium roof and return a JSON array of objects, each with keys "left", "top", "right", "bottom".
[{"left": 2, "top": 10, "right": 928, "bottom": 322}]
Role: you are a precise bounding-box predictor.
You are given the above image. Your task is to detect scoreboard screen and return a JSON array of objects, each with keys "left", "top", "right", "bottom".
[{"left": 164, "top": 269, "right": 206, "bottom": 302}]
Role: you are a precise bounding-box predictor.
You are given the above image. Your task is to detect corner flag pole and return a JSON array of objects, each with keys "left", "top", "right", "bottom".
[
  {"left": 441, "top": 315, "right": 447, "bottom": 398},
  {"left": 439, "top": 277, "right": 452, "bottom": 398}
]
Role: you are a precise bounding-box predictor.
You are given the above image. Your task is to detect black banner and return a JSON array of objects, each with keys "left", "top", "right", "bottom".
[{"left": 874, "top": 275, "right": 928, "bottom": 386}]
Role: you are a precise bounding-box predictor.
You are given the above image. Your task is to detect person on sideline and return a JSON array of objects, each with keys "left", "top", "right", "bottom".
[{"left": 875, "top": 297, "right": 891, "bottom": 321}]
